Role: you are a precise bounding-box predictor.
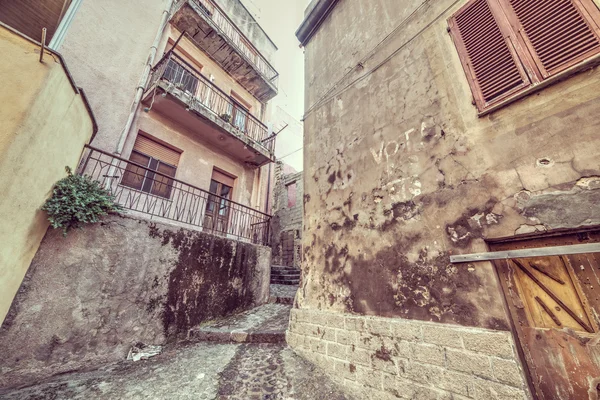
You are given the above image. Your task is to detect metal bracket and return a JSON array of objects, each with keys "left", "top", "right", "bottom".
[{"left": 450, "top": 243, "right": 600, "bottom": 263}]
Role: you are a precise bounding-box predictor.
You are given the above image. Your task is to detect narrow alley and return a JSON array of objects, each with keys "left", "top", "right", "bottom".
[
  {"left": 2, "top": 0, "right": 600, "bottom": 399},
  {"left": 0, "top": 287, "right": 350, "bottom": 400}
]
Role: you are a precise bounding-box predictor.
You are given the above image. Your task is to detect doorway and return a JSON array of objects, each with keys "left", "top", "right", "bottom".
[
  {"left": 204, "top": 169, "right": 235, "bottom": 235},
  {"left": 490, "top": 230, "right": 600, "bottom": 399}
]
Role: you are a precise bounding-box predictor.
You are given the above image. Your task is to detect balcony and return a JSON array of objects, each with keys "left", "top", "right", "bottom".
[
  {"left": 143, "top": 52, "right": 276, "bottom": 167},
  {"left": 78, "top": 145, "right": 271, "bottom": 246},
  {"left": 170, "top": 0, "right": 279, "bottom": 102}
]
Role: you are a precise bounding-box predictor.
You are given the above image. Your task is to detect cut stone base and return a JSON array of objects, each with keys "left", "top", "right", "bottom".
[{"left": 287, "top": 308, "right": 531, "bottom": 400}]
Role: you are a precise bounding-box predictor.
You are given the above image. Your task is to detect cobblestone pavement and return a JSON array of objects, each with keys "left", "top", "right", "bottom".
[
  {"left": 0, "top": 341, "right": 352, "bottom": 400},
  {"left": 0, "top": 302, "right": 352, "bottom": 400}
]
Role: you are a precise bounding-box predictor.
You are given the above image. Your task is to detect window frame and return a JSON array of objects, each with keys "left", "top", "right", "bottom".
[{"left": 448, "top": 0, "right": 600, "bottom": 115}]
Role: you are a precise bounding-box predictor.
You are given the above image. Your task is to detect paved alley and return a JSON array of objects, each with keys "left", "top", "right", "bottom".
[
  {"left": 0, "top": 341, "right": 351, "bottom": 400},
  {"left": 0, "top": 286, "right": 351, "bottom": 400}
]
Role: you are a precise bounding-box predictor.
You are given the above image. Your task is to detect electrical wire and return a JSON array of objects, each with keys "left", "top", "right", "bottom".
[{"left": 278, "top": 147, "right": 303, "bottom": 160}]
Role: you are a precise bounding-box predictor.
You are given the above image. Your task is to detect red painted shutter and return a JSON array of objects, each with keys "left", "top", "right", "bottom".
[
  {"left": 503, "top": 0, "right": 600, "bottom": 77},
  {"left": 448, "top": 0, "right": 532, "bottom": 111}
]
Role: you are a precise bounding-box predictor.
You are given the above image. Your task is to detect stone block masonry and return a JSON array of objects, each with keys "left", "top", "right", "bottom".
[{"left": 287, "top": 308, "right": 531, "bottom": 400}]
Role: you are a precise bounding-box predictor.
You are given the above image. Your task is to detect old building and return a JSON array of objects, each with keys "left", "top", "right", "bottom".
[
  {"left": 60, "top": 0, "right": 279, "bottom": 241},
  {"left": 290, "top": 0, "right": 600, "bottom": 399},
  {"left": 0, "top": 0, "right": 280, "bottom": 325},
  {"left": 0, "top": 0, "right": 280, "bottom": 386}
]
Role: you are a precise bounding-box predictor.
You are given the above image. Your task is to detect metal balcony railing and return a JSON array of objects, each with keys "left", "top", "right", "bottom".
[
  {"left": 192, "top": 0, "right": 279, "bottom": 87},
  {"left": 149, "top": 52, "right": 276, "bottom": 155},
  {"left": 78, "top": 145, "right": 271, "bottom": 246}
]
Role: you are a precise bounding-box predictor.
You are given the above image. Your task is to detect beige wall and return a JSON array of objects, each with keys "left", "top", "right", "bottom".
[
  {"left": 0, "top": 26, "right": 94, "bottom": 324},
  {"left": 126, "top": 109, "right": 268, "bottom": 208},
  {"left": 59, "top": 0, "right": 169, "bottom": 153}
]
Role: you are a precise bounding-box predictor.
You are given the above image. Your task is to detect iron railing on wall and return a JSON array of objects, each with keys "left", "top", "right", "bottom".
[
  {"left": 192, "top": 0, "right": 279, "bottom": 87},
  {"left": 149, "top": 52, "right": 275, "bottom": 155},
  {"left": 78, "top": 145, "right": 271, "bottom": 246}
]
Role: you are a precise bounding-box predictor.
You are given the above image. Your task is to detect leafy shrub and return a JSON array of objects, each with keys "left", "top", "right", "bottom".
[
  {"left": 219, "top": 113, "right": 232, "bottom": 123},
  {"left": 41, "top": 167, "right": 121, "bottom": 235}
]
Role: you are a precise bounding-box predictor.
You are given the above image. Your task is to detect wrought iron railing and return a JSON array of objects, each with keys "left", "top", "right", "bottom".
[
  {"left": 78, "top": 145, "right": 271, "bottom": 246},
  {"left": 191, "top": 0, "right": 279, "bottom": 87},
  {"left": 149, "top": 52, "right": 275, "bottom": 155}
]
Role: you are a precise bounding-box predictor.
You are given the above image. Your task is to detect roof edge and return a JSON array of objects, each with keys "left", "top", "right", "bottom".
[{"left": 295, "top": 0, "right": 340, "bottom": 46}]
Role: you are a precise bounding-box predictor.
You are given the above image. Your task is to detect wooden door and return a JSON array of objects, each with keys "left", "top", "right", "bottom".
[
  {"left": 491, "top": 231, "right": 600, "bottom": 399},
  {"left": 204, "top": 170, "right": 235, "bottom": 235}
]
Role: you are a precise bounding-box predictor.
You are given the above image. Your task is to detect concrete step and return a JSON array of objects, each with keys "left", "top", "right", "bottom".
[
  {"left": 270, "top": 271, "right": 301, "bottom": 278},
  {"left": 269, "top": 284, "right": 298, "bottom": 305},
  {"left": 270, "top": 265, "right": 299, "bottom": 272},
  {"left": 188, "top": 303, "right": 291, "bottom": 344},
  {"left": 270, "top": 279, "right": 300, "bottom": 286}
]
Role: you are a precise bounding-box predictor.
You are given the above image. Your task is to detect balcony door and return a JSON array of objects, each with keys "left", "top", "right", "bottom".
[
  {"left": 230, "top": 94, "right": 251, "bottom": 133},
  {"left": 204, "top": 169, "right": 235, "bottom": 235}
]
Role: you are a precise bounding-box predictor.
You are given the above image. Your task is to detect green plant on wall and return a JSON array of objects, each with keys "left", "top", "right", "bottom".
[{"left": 41, "top": 167, "right": 122, "bottom": 235}]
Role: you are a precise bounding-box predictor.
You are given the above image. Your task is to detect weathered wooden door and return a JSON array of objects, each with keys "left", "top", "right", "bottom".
[{"left": 491, "top": 231, "right": 600, "bottom": 399}]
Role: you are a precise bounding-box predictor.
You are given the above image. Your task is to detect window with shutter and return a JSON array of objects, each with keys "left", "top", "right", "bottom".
[
  {"left": 449, "top": 0, "right": 600, "bottom": 113},
  {"left": 121, "top": 134, "right": 181, "bottom": 199},
  {"left": 503, "top": 0, "right": 600, "bottom": 77}
]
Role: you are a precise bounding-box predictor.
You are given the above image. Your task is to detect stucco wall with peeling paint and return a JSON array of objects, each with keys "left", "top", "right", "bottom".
[{"left": 300, "top": 0, "right": 600, "bottom": 330}]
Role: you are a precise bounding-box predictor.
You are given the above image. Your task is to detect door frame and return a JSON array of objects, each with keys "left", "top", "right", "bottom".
[{"left": 486, "top": 226, "right": 600, "bottom": 400}]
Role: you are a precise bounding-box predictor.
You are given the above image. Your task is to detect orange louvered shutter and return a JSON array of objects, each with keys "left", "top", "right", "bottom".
[
  {"left": 133, "top": 134, "right": 181, "bottom": 167},
  {"left": 501, "top": 0, "right": 600, "bottom": 77},
  {"left": 448, "top": 0, "right": 533, "bottom": 111}
]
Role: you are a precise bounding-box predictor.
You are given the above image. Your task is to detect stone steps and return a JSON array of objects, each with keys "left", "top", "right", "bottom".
[
  {"left": 188, "top": 303, "right": 291, "bottom": 344},
  {"left": 270, "top": 265, "right": 301, "bottom": 285}
]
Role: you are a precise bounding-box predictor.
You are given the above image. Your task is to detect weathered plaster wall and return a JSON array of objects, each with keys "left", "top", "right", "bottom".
[
  {"left": 0, "top": 25, "right": 94, "bottom": 325},
  {"left": 299, "top": 0, "right": 600, "bottom": 331},
  {"left": 271, "top": 162, "right": 304, "bottom": 268},
  {"left": 59, "top": 0, "right": 169, "bottom": 153},
  {"left": 0, "top": 215, "right": 270, "bottom": 389}
]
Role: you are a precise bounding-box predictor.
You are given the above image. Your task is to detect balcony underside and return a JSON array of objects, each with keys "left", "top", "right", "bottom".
[
  {"left": 171, "top": 2, "right": 278, "bottom": 102},
  {"left": 142, "top": 81, "right": 274, "bottom": 167}
]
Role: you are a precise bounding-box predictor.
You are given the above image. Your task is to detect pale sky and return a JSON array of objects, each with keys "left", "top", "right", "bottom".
[{"left": 240, "top": 0, "right": 309, "bottom": 171}]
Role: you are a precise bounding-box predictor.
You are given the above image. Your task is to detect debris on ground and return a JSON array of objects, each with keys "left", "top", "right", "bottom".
[{"left": 127, "top": 342, "right": 162, "bottom": 362}]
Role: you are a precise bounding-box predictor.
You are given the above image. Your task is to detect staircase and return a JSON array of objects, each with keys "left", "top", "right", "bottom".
[{"left": 270, "top": 265, "right": 300, "bottom": 286}]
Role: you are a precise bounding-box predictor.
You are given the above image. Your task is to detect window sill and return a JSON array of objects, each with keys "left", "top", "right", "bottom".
[{"left": 478, "top": 54, "right": 600, "bottom": 118}]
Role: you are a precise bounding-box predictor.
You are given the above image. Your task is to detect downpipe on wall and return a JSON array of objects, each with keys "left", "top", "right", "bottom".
[{"left": 114, "top": 0, "right": 175, "bottom": 156}]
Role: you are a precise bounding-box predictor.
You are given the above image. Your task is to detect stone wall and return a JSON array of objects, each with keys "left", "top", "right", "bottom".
[
  {"left": 0, "top": 215, "right": 270, "bottom": 389},
  {"left": 294, "top": 0, "right": 600, "bottom": 398},
  {"left": 287, "top": 309, "right": 530, "bottom": 400},
  {"left": 271, "top": 162, "right": 303, "bottom": 268}
]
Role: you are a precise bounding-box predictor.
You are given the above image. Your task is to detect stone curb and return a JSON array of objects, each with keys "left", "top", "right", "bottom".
[
  {"left": 269, "top": 296, "right": 295, "bottom": 305},
  {"left": 189, "top": 329, "right": 286, "bottom": 344}
]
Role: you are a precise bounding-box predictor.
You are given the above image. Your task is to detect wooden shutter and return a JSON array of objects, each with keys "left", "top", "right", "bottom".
[
  {"left": 448, "top": 0, "right": 533, "bottom": 111},
  {"left": 502, "top": 0, "right": 600, "bottom": 77},
  {"left": 211, "top": 169, "right": 236, "bottom": 187},
  {"left": 133, "top": 134, "right": 181, "bottom": 167}
]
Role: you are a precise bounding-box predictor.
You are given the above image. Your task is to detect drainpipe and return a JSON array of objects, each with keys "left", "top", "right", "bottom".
[{"left": 114, "top": 0, "right": 175, "bottom": 155}]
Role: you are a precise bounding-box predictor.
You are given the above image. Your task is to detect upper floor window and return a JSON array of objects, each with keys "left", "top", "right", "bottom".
[
  {"left": 121, "top": 133, "right": 181, "bottom": 199},
  {"left": 448, "top": 0, "right": 600, "bottom": 113}
]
